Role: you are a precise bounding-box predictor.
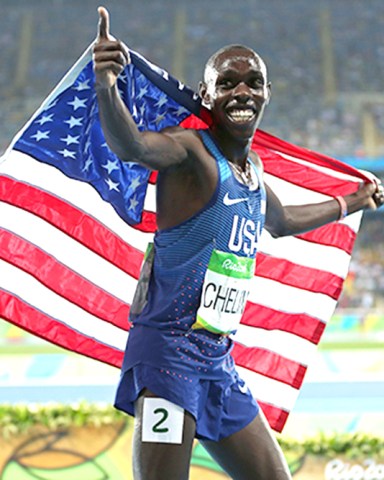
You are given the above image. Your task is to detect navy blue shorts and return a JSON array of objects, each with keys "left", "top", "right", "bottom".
[{"left": 114, "top": 363, "right": 259, "bottom": 442}]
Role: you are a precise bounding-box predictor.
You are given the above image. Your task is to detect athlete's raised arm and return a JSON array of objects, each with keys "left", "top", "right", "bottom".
[
  {"left": 93, "top": 7, "right": 190, "bottom": 170},
  {"left": 264, "top": 179, "right": 383, "bottom": 238}
]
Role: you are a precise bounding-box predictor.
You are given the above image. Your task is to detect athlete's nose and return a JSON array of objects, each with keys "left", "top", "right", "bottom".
[{"left": 233, "top": 82, "right": 252, "bottom": 101}]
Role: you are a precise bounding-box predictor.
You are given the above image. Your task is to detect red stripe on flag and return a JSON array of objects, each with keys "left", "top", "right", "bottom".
[
  {"left": 180, "top": 114, "right": 209, "bottom": 130},
  {"left": 232, "top": 343, "right": 307, "bottom": 389},
  {"left": 149, "top": 171, "right": 158, "bottom": 184},
  {"left": 258, "top": 401, "right": 289, "bottom": 434},
  {"left": 297, "top": 223, "right": 356, "bottom": 254},
  {"left": 256, "top": 253, "right": 343, "bottom": 299},
  {"left": 241, "top": 305, "right": 325, "bottom": 344},
  {"left": 133, "top": 210, "right": 157, "bottom": 233},
  {"left": 0, "top": 229, "right": 130, "bottom": 329},
  {"left": 0, "top": 175, "right": 144, "bottom": 277},
  {"left": 253, "top": 129, "right": 371, "bottom": 183},
  {"left": 257, "top": 145, "right": 360, "bottom": 196},
  {"left": 0, "top": 289, "right": 124, "bottom": 368}
]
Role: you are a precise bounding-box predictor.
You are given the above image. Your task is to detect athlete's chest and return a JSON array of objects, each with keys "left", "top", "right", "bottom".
[{"left": 214, "top": 174, "right": 265, "bottom": 258}]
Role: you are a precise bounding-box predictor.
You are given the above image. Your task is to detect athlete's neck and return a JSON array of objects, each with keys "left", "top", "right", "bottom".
[{"left": 208, "top": 127, "right": 252, "bottom": 169}]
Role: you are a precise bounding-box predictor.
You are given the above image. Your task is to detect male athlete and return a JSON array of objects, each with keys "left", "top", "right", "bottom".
[{"left": 93, "top": 7, "right": 384, "bottom": 480}]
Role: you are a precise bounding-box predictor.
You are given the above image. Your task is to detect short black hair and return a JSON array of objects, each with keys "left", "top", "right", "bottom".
[{"left": 203, "top": 44, "right": 261, "bottom": 83}]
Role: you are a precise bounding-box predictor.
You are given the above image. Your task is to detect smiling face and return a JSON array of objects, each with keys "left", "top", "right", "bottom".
[{"left": 200, "top": 46, "right": 271, "bottom": 141}]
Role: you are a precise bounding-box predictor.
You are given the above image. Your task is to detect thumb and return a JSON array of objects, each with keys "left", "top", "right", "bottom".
[{"left": 97, "top": 6, "right": 110, "bottom": 39}]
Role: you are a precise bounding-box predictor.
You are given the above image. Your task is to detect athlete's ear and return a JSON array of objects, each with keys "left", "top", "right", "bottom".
[
  {"left": 198, "top": 81, "right": 211, "bottom": 107},
  {"left": 265, "top": 81, "right": 272, "bottom": 105},
  {"left": 198, "top": 81, "right": 207, "bottom": 99}
]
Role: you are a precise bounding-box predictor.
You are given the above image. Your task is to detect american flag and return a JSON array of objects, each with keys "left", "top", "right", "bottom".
[{"left": 0, "top": 45, "right": 370, "bottom": 432}]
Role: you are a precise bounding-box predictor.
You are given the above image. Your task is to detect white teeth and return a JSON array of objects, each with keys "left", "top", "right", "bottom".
[{"left": 228, "top": 109, "right": 255, "bottom": 122}]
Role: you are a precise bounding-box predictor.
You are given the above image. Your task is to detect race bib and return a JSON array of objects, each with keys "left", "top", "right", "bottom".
[{"left": 193, "top": 249, "right": 255, "bottom": 335}]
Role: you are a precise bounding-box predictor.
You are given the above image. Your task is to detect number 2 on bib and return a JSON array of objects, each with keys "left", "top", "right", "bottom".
[{"left": 152, "top": 407, "right": 169, "bottom": 433}]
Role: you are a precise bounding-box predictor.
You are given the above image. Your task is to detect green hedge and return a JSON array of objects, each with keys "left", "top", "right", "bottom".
[
  {"left": 0, "top": 402, "right": 127, "bottom": 438},
  {"left": 278, "top": 432, "right": 384, "bottom": 459},
  {"left": 1, "top": 403, "right": 383, "bottom": 459}
]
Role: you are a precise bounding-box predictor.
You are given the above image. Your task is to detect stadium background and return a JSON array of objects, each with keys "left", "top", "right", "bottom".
[{"left": 0, "top": 0, "right": 383, "bottom": 478}]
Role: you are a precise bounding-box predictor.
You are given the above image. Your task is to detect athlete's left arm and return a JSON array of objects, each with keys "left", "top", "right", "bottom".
[{"left": 264, "top": 180, "right": 383, "bottom": 238}]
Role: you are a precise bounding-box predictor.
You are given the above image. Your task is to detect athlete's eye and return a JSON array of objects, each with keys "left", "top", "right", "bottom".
[
  {"left": 218, "top": 79, "right": 233, "bottom": 89},
  {"left": 250, "top": 77, "right": 264, "bottom": 88}
]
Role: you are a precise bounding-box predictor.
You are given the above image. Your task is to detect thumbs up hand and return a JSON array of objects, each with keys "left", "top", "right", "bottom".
[{"left": 93, "top": 7, "right": 130, "bottom": 89}]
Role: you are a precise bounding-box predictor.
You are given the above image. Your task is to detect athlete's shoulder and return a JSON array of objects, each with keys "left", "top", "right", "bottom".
[
  {"left": 162, "top": 125, "right": 202, "bottom": 145},
  {"left": 161, "top": 126, "right": 208, "bottom": 164}
]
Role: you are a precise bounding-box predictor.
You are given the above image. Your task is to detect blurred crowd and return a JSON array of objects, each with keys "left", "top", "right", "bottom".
[
  {"left": 339, "top": 213, "right": 384, "bottom": 310},
  {"left": 0, "top": 0, "right": 383, "bottom": 309},
  {"left": 1, "top": 0, "right": 384, "bottom": 157}
]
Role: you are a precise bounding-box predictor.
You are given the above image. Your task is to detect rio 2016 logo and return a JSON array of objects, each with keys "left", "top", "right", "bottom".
[
  {"left": 222, "top": 258, "right": 247, "bottom": 274},
  {"left": 325, "top": 459, "right": 384, "bottom": 479}
]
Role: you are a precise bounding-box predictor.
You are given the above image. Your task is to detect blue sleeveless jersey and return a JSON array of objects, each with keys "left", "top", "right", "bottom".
[{"left": 121, "top": 130, "right": 266, "bottom": 379}]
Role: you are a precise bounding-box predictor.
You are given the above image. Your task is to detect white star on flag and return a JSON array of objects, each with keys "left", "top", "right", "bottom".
[
  {"left": 82, "top": 157, "right": 93, "bottom": 172},
  {"left": 74, "top": 79, "right": 91, "bottom": 91},
  {"left": 177, "top": 81, "right": 186, "bottom": 91},
  {"left": 31, "top": 130, "right": 50, "bottom": 141},
  {"left": 176, "top": 106, "right": 190, "bottom": 116},
  {"left": 137, "top": 86, "right": 148, "bottom": 100},
  {"left": 64, "top": 116, "right": 84, "bottom": 128},
  {"left": 155, "top": 112, "right": 167, "bottom": 125},
  {"left": 129, "top": 176, "right": 142, "bottom": 192},
  {"left": 58, "top": 149, "right": 76, "bottom": 159},
  {"left": 102, "top": 160, "right": 120, "bottom": 174},
  {"left": 155, "top": 95, "right": 168, "bottom": 108},
  {"left": 36, "top": 114, "right": 54, "bottom": 125},
  {"left": 128, "top": 195, "right": 139, "bottom": 211},
  {"left": 61, "top": 134, "right": 80, "bottom": 146},
  {"left": 105, "top": 178, "right": 120, "bottom": 192},
  {"left": 68, "top": 96, "right": 87, "bottom": 111}
]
